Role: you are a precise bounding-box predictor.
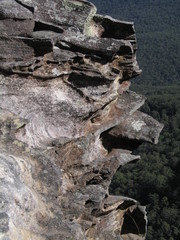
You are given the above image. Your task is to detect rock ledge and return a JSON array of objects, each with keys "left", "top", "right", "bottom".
[{"left": 0, "top": 1, "right": 163, "bottom": 239}]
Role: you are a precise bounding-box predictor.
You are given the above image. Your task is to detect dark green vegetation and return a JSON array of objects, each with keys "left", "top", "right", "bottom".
[
  {"left": 91, "top": 0, "right": 180, "bottom": 239},
  {"left": 110, "top": 86, "right": 180, "bottom": 239},
  {"left": 91, "top": 0, "right": 180, "bottom": 86}
]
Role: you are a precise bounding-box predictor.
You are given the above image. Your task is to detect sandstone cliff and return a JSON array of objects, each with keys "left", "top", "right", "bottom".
[{"left": 0, "top": 1, "right": 163, "bottom": 239}]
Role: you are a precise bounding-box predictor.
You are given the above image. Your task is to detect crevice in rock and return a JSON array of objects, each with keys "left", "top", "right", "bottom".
[
  {"left": 82, "top": 108, "right": 99, "bottom": 121},
  {"left": 91, "top": 208, "right": 112, "bottom": 218},
  {"left": 86, "top": 176, "right": 102, "bottom": 185},
  {"left": 90, "top": 55, "right": 108, "bottom": 65},
  {"left": 56, "top": 41, "right": 113, "bottom": 60},
  {"left": 99, "top": 168, "right": 111, "bottom": 180},
  {"left": 85, "top": 199, "right": 97, "bottom": 208},
  {"left": 117, "top": 45, "right": 133, "bottom": 56},
  {"left": 85, "top": 169, "right": 110, "bottom": 186},
  {"left": 121, "top": 208, "right": 146, "bottom": 235},
  {"left": 68, "top": 72, "right": 110, "bottom": 88},
  {"left": 22, "top": 38, "right": 53, "bottom": 57},
  {"left": 100, "top": 128, "right": 142, "bottom": 153},
  {"left": 33, "top": 21, "right": 64, "bottom": 34},
  {"left": 15, "top": 123, "right": 26, "bottom": 135},
  {"left": 14, "top": 0, "right": 34, "bottom": 14},
  {"left": 116, "top": 200, "right": 135, "bottom": 210},
  {"left": 93, "top": 15, "right": 135, "bottom": 40},
  {"left": 91, "top": 208, "right": 99, "bottom": 216}
]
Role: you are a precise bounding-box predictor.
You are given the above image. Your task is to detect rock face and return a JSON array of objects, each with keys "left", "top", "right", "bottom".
[{"left": 0, "top": 1, "right": 163, "bottom": 239}]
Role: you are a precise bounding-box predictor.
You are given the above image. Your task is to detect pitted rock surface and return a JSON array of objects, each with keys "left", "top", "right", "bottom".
[{"left": 0, "top": 1, "right": 163, "bottom": 239}]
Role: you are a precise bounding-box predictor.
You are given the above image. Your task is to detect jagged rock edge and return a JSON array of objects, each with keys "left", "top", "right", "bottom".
[{"left": 0, "top": 1, "right": 163, "bottom": 239}]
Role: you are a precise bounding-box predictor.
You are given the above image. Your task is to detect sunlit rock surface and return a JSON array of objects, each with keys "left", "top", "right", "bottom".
[{"left": 0, "top": 1, "right": 163, "bottom": 239}]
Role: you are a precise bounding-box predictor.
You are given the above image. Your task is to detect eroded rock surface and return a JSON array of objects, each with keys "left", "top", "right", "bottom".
[{"left": 0, "top": 1, "right": 163, "bottom": 239}]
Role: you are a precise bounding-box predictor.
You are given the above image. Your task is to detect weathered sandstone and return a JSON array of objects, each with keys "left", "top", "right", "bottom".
[{"left": 0, "top": 1, "right": 163, "bottom": 239}]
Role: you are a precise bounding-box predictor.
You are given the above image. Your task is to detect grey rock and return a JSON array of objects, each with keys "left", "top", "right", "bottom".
[
  {"left": 0, "top": 0, "right": 33, "bottom": 20},
  {"left": 0, "top": 19, "right": 34, "bottom": 36},
  {"left": 0, "top": 213, "right": 9, "bottom": 233},
  {"left": 17, "top": 0, "right": 96, "bottom": 32},
  {"left": 109, "top": 111, "right": 164, "bottom": 144},
  {"left": 0, "top": 0, "right": 163, "bottom": 239}
]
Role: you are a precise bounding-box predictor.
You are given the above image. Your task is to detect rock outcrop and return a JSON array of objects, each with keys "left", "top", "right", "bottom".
[{"left": 0, "top": 1, "right": 163, "bottom": 239}]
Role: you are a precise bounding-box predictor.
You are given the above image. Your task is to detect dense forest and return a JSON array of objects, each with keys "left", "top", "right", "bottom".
[
  {"left": 91, "top": 1, "right": 180, "bottom": 239},
  {"left": 91, "top": 0, "right": 180, "bottom": 86},
  {"left": 110, "top": 86, "right": 180, "bottom": 239}
]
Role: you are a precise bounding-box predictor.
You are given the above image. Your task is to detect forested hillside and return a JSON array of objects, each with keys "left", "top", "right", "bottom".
[
  {"left": 110, "top": 86, "right": 180, "bottom": 239},
  {"left": 91, "top": 0, "right": 180, "bottom": 86},
  {"left": 91, "top": 1, "right": 180, "bottom": 239}
]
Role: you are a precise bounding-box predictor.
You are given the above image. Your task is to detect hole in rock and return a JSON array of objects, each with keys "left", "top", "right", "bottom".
[
  {"left": 93, "top": 16, "right": 135, "bottom": 40},
  {"left": 23, "top": 38, "right": 53, "bottom": 57},
  {"left": 35, "top": 59, "right": 41, "bottom": 64},
  {"left": 68, "top": 72, "right": 110, "bottom": 88},
  {"left": 100, "top": 128, "right": 142, "bottom": 153},
  {"left": 121, "top": 208, "right": 146, "bottom": 235},
  {"left": 86, "top": 168, "right": 111, "bottom": 186},
  {"left": 85, "top": 199, "right": 96, "bottom": 208},
  {"left": 27, "top": 67, "right": 33, "bottom": 72},
  {"left": 91, "top": 208, "right": 111, "bottom": 217},
  {"left": 92, "top": 168, "right": 99, "bottom": 174},
  {"left": 91, "top": 208, "right": 99, "bottom": 216},
  {"left": 46, "top": 60, "right": 59, "bottom": 65},
  {"left": 99, "top": 168, "right": 111, "bottom": 180},
  {"left": 117, "top": 45, "right": 132, "bottom": 56},
  {"left": 34, "top": 21, "right": 64, "bottom": 33},
  {"left": 86, "top": 176, "right": 102, "bottom": 185},
  {"left": 72, "top": 56, "right": 84, "bottom": 64},
  {"left": 90, "top": 55, "right": 108, "bottom": 65},
  {"left": 116, "top": 200, "right": 135, "bottom": 210}
]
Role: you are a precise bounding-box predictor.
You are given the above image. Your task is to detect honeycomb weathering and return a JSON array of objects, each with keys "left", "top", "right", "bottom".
[{"left": 0, "top": 1, "right": 163, "bottom": 239}]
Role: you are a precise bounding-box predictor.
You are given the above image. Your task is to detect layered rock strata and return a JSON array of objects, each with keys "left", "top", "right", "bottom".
[{"left": 0, "top": 1, "right": 163, "bottom": 239}]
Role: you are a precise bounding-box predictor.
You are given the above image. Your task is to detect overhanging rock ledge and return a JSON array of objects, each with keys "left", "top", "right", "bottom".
[{"left": 0, "top": 1, "right": 163, "bottom": 239}]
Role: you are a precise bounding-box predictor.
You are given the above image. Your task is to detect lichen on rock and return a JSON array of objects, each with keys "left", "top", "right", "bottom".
[{"left": 0, "top": 1, "right": 163, "bottom": 239}]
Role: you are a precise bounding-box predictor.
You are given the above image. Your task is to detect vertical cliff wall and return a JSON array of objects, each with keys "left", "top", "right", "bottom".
[{"left": 0, "top": 1, "right": 163, "bottom": 239}]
